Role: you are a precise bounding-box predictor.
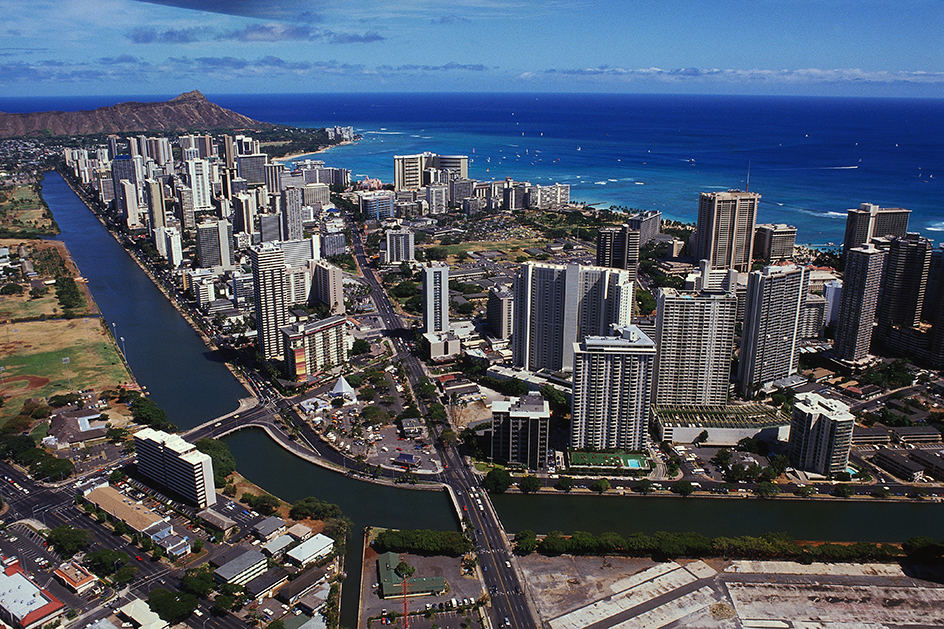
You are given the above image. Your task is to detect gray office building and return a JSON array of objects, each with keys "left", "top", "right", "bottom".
[
  {"left": 491, "top": 395, "right": 551, "bottom": 470},
  {"left": 834, "top": 243, "right": 885, "bottom": 362}
]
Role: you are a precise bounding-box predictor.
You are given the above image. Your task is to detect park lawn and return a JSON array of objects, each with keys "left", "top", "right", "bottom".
[
  {"left": 0, "top": 317, "right": 132, "bottom": 424},
  {"left": 0, "top": 291, "right": 63, "bottom": 320},
  {"left": 0, "top": 184, "right": 55, "bottom": 233}
]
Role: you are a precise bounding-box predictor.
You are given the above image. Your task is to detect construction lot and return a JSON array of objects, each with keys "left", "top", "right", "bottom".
[{"left": 518, "top": 554, "right": 944, "bottom": 629}]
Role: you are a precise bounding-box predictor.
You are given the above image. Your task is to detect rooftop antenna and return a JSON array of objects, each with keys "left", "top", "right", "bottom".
[{"left": 746, "top": 161, "right": 751, "bottom": 192}]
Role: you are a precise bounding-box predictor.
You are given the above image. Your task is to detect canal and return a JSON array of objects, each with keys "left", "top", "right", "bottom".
[
  {"left": 44, "top": 171, "right": 248, "bottom": 429},
  {"left": 41, "top": 169, "right": 944, "bottom": 627}
]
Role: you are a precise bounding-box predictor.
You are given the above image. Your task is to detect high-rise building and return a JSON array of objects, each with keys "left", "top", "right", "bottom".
[
  {"left": 232, "top": 193, "right": 257, "bottom": 235},
  {"left": 512, "top": 262, "right": 633, "bottom": 372},
  {"left": 134, "top": 427, "right": 216, "bottom": 508},
  {"left": 321, "top": 232, "right": 346, "bottom": 258},
  {"left": 281, "top": 315, "right": 349, "bottom": 381},
  {"left": 491, "top": 395, "right": 551, "bottom": 470},
  {"left": 788, "top": 392, "right": 854, "bottom": 477},
  {"left": 278, "top": 238, "right": 319, "bottom": 268},
  {"left": 146, "top": 137, "right": 173, "bottom": 168},
  {"left": 250, "top": 243, "right": 288, "bottom": 360},
  {"left": 654, "top": 287, "right": 737, "bottom": 406},
  {"left": 265, "top": 163, "right": 284, "bottom": 194},
  {"left": 753, "top": 224, "right": 797, "bottom": 262},
  {"left": 282, "top": 188, "right": 304, "bottom": 242},
  {"left": 694, "top": 190, "right": 760, "bottom": 273},
  {"left": 571, "top": 324, "right": 655, "bottom": 451},
  {"left": 738, "top": 265, "right": 808, "bottom": 398},
  {"left": 385, "top": 229, "right": 415, "bottom": 264},
  {"left": 596, "top": 224, "right": 640, "bottom": 281},
  {"left": 394, "top": 152, "right": 468, "bottom": 191},
  {"left": 154, "top": 227, "right": 182, "bottom": 267},
  {"left": 119, "top": 180, "right": 142, "bottom": 230},
  {"left": 824, "top": 279, "right": 843, "bottom": 327},
  {"left": 449, "top": 178, "right": 476, "bottom": 207},
  {"left": 303, "top": 182, "right": 330, "bottom": 206},
  {"left": 186, "top": 159, "right": 212, "bottom": 211},
  {"left": 196, "top": 220, "right": 234, "bottom": 268},
  {"left": 311, "top": 259, "right": 345, "bottom": 315},
  {"left": 626, "top": 210, "right": 661, "bottom": 246},
  {"left": 358, "top": 191, "right": 395, "bottom": 221},
  {"left": 259, "top": 213, "right": 282, "bottom": 243},
  {"left": 842, "top": 203, "right": 911, "bottom": 258},
  {"left": 145, "top": 179, "right": 165, "bottom": 234},
  {"left": 876, "top": 233, "right": 932, "bottom": 349},
  {"left": 800, "top": 294, "right": 827, "bottom": 339},
  {"left": 834, "top": 243, "right": 885, "bottom": 362},
  {"left": 237, "top": 153, "right": 268, "bottom": 185},
  {"left": 425, "top": 185, "right": 448, "bottom": 214},
  {"left": 486, "top": 285, "right": 514, "bottom": 340},
  {"left": 422, "top": 262, "right": 449, "bottom": 334}
]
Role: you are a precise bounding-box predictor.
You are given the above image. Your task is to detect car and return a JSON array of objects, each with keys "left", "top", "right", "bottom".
[{"left": 135, "top": 555, "right": 143, "bottom": 561}]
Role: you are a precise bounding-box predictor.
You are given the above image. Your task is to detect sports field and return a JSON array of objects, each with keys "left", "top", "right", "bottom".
[{"left": 569, "top": 451, "right": 650, "bottom": 469}]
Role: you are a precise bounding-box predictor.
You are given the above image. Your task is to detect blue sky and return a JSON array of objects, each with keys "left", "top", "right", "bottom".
[{"left": 3, "top": 0, "right": 943, "bottom": 98}]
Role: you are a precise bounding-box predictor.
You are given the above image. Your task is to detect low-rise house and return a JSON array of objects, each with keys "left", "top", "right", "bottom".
[
  {"left": 286, "top": 523, "right": 312, "bottom": 542},
  {"left": 873, "top": 447, "right": 925, "bottom": 482},
  {"left": 277, "top": 567, "right": 328, "bottom": 605},
  {"left": 213, "top": 548, "right": 267, "bottom": 587},
  {"left": 286, "top": 533, "right": 334, "bottom": 567},
  {"left": 198, "top": 508, "right": 238, "bottom": 538},
  {"left": 376, "top": 552, "right": 446, "bottom": 599},
  {"left": 118, "top": 599, "right": 168, "bottom": 629},
  {"left": 261, "top": 534, "right": 294, "bottom": 559},
  {"left": 52, "top": 562, "right": 97, "bottom": 595},
  {"left": 0, "top": 556, "right": 66, "bottom": 629},
  {"left": 245, "top": 568, "right": 290, "bottom": 603},
  {"left": 253, "top": 516, "right": 287, "bottom": 541}
]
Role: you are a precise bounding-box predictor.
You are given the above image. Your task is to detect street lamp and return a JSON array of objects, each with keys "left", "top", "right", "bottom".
[
  {"left": 120, "top": 337, "right": 127, "bottom": 358},
  {"left": 62, "top": 357, "right": 72, "bottom": 391},
  {"left": 0, "top": 366, "right": 5, "bottom": 396}
]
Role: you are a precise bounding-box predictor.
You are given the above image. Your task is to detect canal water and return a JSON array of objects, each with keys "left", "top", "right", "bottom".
[
  {"left": 42, "top": 170, "right": 944, "bottom": 626},
  {"left": 43, "top": 171, "right": 247, "bottom": 429}
]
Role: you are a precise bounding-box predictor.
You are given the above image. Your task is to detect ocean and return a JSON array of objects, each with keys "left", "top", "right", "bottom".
[{"left": 4, "top": 93, "right": 942, "bottom": 247}]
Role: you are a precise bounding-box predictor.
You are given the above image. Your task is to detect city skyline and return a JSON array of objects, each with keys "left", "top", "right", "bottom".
[{"left": 3, "top": 0, "right": 943, "bottom": 97}]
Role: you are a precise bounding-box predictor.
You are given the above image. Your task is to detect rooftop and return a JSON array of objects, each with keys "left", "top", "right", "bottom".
[{"left": 655, "top": 404, "right": 790, "bottom": 429}]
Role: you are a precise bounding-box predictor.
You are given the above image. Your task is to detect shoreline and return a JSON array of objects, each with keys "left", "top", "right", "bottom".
[{"left": 273, "top": 138, "right": 355, "bottom": 163}]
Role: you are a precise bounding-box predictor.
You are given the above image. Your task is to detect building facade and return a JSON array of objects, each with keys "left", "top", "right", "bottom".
[
  {"left": 422, "top": 262, "right": 450, "bottom": 334},
  {"left": 490, "top": 395, "right": 551, "bottom": 470},
  {"left": 311, "top": 259, "right": 345, "bottom": 315},
  {"left": 834, "top": 243, "right": 885, "bottom": 361},
  {"left": 694, "top": 190, "right": 760, "bottom": 273},
  {"left": 281, "top": 315, "right": 349, "bottom": 382},
  {"left": 788, "top": 392, "right": 854, "bottom": 477},
  {"left": 753, "top": 224, "right": 797, "bottom": 262},
  {"left": 134, "top": 427, "right": 216, "bottom": 508},
  {"left": 571, "top": 325, "right": 655, "bottom": 451},
  {"left": 654, "top": 287, "right": 737, "bottom": 406},
  {"left": 385, "top": 229, "right": 415, "bottom": 264},
  {"left": 250, "top": 243, "right": 288, "bottom": 360},
  {"left": 626, "top": 210, "right": 661, "bottom": 246},
  {"left": 738, "top": 265, "right": 808, "bottom": 398},
  {"left": 486, "top": 285, "right": 514, "bottom": 340},
  {"left": 596, "top": 224, "right": 640, "bottom": 281},
  {"left": 512, "top": 262, "right": 633, "bottom": 373},
  {"left": 842, "top": 203, "right": 911, "bottom": 258},
  {"left": 196, "top": 219, "right": 234, "bottom": 268}
]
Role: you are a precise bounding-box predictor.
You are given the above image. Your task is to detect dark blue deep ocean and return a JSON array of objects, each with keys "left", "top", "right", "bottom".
[{"left": 4, "top": 93, "right": 942, "bottom": 247}]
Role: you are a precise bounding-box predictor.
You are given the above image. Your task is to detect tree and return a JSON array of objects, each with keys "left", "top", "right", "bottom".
[
  {"left": 84, "top": 549, "right": 127, "bottom": 576},
  {"left": 47, "top": 526, "right": 91, "bottom": 557},
  {"left": 695, "top": 430, "right": 709, "bottom": 444},
  {"left": 195, "top": 439, "right": 236, "bottom": 487},
  {"left": 513, "top": 529, "right": 537, "bottom": 555},
  {"left": 193, "top": 539, "right": 204, "bottom": 552},
  {"left": 213, "top": 595, "right": 234, "bottom": 614},
  {"left": 351, "top": 338, "right": 371, "bottom": 355},
  {"left": 590, "top": 478, "right": 610, "bottom": 493},
  {"left": 395, "top": 560, "right": 416, "bottom": 579},
  {"left": 555, "top": 476, "right": 575, "bottom": 492},
  {"left": 754, "top": 482, "right": 779, "bottom": 497},
  {"left": 833, "top": 485, "right": 853, "bottom": 498},
  {"left": 519, "top": 475, "right": 542, "bottom": 494},
  {"left": 109, "top": 469, "right": 127, "bottom": 483},
  {"left": 439, "top": 429, "right": 459, "bottom": 446},
  {"left": 180, "top": 566, "right": 216, "bottom": 598},
  {"left": 635, "top": 479, "right": 655, "bottom": 494},
  {"left": 148, "top": 588, "right": 198, "bottom": 624},
  {"left": 671, "top": 480, "right": 695, "bottom": 496},
  {"left": 769, "top": 454, "right": 790, "bottom": 477},
  {"left": 481, "top": 468, "right": 513, "bottom": 494}
]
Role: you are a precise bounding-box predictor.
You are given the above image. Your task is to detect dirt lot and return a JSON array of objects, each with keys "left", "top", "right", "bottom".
[
  {"left": 0, "top": 184, "right": 57, "bottom": 235},
  {"left": 0, "top": 316, "right": 131, "bottom": 423}
]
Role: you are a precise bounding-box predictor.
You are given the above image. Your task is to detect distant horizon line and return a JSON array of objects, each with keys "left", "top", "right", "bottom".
[{"left": 4, "top": 91, "right": 944, "bottom": 103}]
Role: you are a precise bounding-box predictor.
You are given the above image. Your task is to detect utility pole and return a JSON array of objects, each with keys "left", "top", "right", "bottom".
[{"left": 62, "top": 357, "right": 72, "bottom": 391}]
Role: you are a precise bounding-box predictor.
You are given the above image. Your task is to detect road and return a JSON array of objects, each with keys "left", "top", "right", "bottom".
[{"left": 350, "top": 220, "right": 538, "bottom": 629}]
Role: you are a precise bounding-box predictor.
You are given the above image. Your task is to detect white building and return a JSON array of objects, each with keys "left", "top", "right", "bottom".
[
  {"left": 788, "top": 392, "right": 855, "bottom": 477},
  {"left": 133, "top": 427, "right": 216, "bottom": 508},
  {"left": 571, "top": 325, "right": 655, "bottom": 451},
  {"left": 422, "top": 262, "right": 450, "bottom": 334}
]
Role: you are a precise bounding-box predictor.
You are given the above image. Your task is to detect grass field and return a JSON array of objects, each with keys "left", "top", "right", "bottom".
[
  {"left": 0, "top": 317, "right": 132, "bottom": 424},
  {"left": 0, "top": 239, "right": 94, "bottom": 320},
  {"left": 0, "top": 183, "right": 56, "bottom": 235},
  {"left": 569, "top": 451, "right": 650, "bottom": 469}
]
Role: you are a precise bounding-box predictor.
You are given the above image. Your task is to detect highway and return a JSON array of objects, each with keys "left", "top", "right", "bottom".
[{"left": 349, "top": 220, "right": 538, "bottom": 629}]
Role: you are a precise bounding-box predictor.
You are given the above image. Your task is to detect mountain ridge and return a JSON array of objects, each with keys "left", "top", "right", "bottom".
[{"left": 0, "top": 91, "right": 274, "bottom": 138}]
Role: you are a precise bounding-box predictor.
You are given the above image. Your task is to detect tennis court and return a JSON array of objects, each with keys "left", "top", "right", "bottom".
[{"left": 569, "top": 451, "right": 650, "bottom": 469}]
